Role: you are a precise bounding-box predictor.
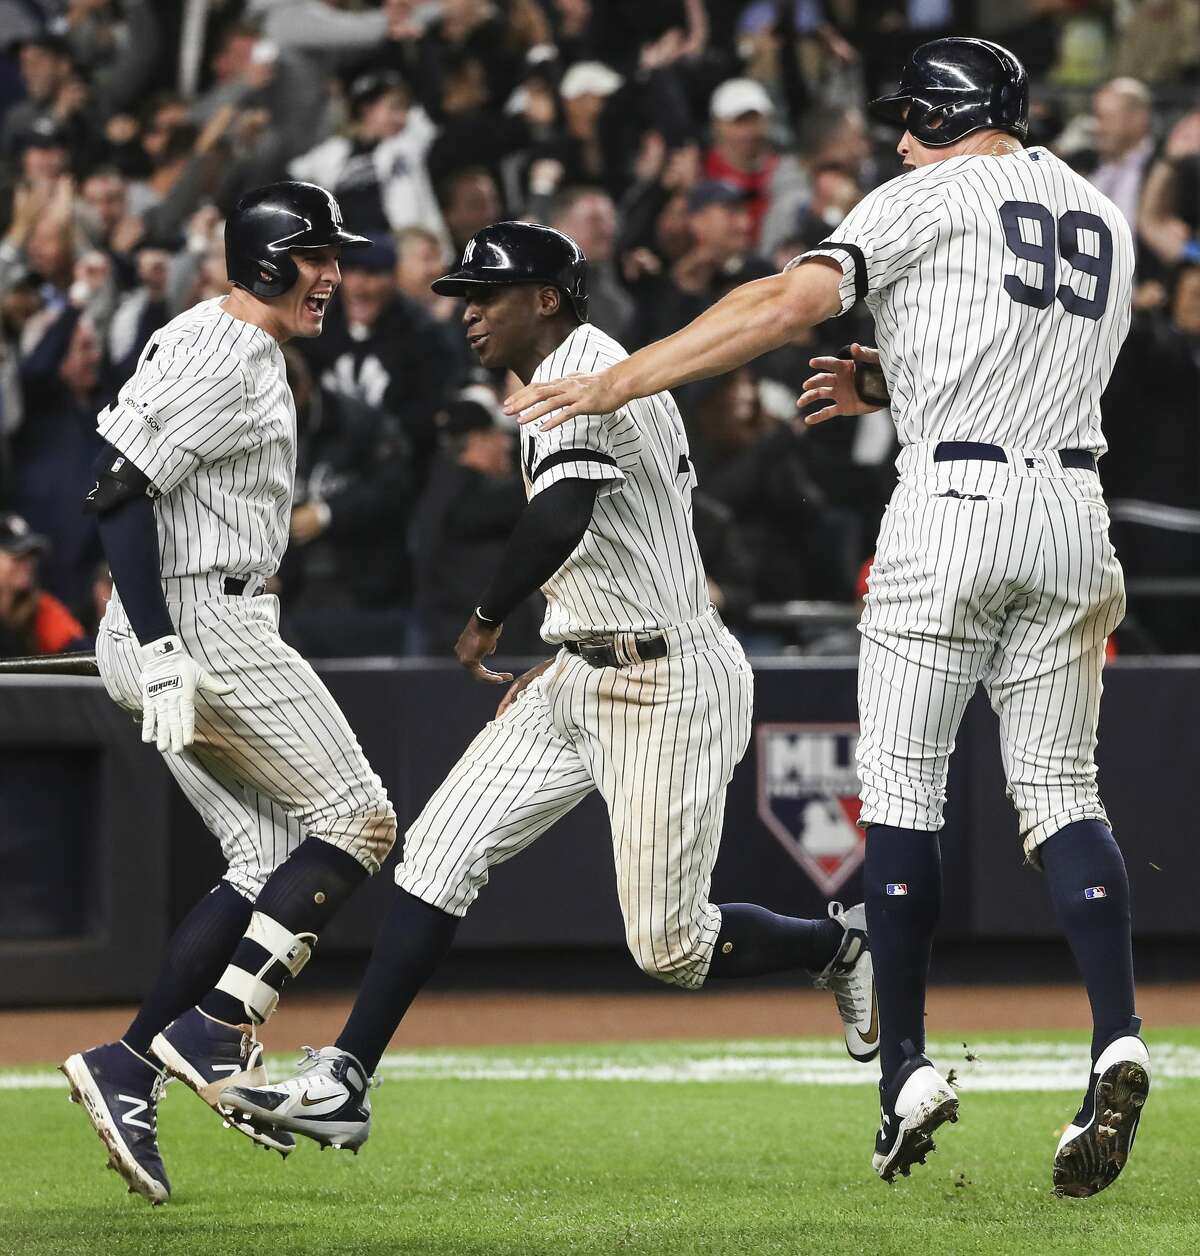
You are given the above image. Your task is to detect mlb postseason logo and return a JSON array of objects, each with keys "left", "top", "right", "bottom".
[{"left": 756, "top": 723, "right": 863, "bottom": 895}]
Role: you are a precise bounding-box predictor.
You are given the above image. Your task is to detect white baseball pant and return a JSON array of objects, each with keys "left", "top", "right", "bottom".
[
  {"left": 396, "top": 608, "right": 753, "bottom": 988},
  {"left": 856, "top": 442, "right": 1125, "bottom": 858},
  {"left": 97, "top": 576, "right": 396, "bottom": 898}
]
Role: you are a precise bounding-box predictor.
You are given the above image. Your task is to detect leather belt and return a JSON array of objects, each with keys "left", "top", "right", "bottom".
[
  {"left": 933, "top": 441, "right": 1096, "bottom": 472},
  {"left": 564, "top": 635, "right": 668, "bottom": 668},
  {"left": 223, "top": 576, "right": 259, "bottom": 596}
]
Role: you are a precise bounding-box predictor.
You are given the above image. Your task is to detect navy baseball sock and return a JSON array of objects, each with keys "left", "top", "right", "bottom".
[
  {"left": 708, "top": 904, "right": 843, "bottom": 977},
  {"left": 1039, "top": 820, "right": 1135, "bottom": 1059},
  {"left": 336, "top": 889, "right": 459, "bottom": 1073},
  {"left": 124, "top": 881, "right": 251, "bottom": 1054},
  {"left": 864, "top": 824, "right": 943, "bottom": 1083},
  {"left": 200, "top": 838, "right": 368, "bottom": 1025}
]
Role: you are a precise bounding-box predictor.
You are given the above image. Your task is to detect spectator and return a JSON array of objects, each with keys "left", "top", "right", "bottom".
[
  {"left": 1139, "top": 111, "right": 1200, "bottom": 271},
  {"left": 2, "top": 35, "right": 77, "bottom": 158},
  {"left": 703, "top": 77, "right": 778, "bottom": 245},
  {"left": 1088, "top": 78, "right": 1154, "bottom": 229},
  {"left": 79, "top": 167, "right": 145, "bottom": 277},
  {"left": 629, "top": 180, "right": 771, "bottom": 347},
  {"left": 438, "top": 166, "right": 504, "bottom": 253},
  {"left": 290, "top": 70, "right": 447, "bottom": 242},
  {"left": 297, "top": 234, "right": 456, "bottom": 471},
  {"left": 548, "top": 185, "right": 634, "bottom": 341},
  {"left": 0, "top": 514, "right": 89, "bottom": 660},
  {"left": 278, "top": 346, "right": 417, "bottom": 657},
  {"left": 410, "top": 398, "right": 544, "bottom": 656},
  {"left": 107, "top": 246, "right": 171, "bottom": 389},
  {"left": 395, "top": 224, "right": 473, "bottom": 378}
]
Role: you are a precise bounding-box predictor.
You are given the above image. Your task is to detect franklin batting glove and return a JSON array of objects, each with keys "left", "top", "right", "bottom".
[{"left": 138, "top": 635, "right": 235, "bottom": 754}]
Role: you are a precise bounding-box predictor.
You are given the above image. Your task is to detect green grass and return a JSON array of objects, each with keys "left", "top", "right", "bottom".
[{"left": 4, "top": 1031, "right": 1199, "bottom": 1256}]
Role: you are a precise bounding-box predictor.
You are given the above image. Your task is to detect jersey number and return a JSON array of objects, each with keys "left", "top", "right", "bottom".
[{"left": 998, "top": 201, "right": 1112, "bottom": 321}]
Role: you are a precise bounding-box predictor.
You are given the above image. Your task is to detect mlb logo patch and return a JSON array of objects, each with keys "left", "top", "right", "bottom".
[
  {"left": 1084, "top": 886, "right": 1107, "bottom": 900},
  {"left": 886, "top": 883, "right": 908, "bottom": 896}
]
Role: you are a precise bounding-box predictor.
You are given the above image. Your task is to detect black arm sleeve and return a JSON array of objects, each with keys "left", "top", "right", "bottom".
[
  {"left": 476, "top": 477, "right": 600, "bottom": 626},
  {"left": 95, "top": 492, "right": 175, "bottom": 646}
]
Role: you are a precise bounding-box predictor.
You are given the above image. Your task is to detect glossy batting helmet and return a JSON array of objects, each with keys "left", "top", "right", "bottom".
[
  {"left": 869, "top": 38, "right": 1028, "bottom": 148},
  {"left": 431, "top": 221, "right": 588, "bottom": 322},
  {"left": 225, "top": 182, "right": 370, "bottom": 298}
]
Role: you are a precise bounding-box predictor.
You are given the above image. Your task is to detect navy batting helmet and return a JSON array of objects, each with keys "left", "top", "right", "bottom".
[
  {"left": 225, "top": 182, "right": 370, "bottom": 298},
  {"left": 431, "top": 221, "right": 588, "bottom": 322},
  {"left": 869, "top": 38, "right": 1028, "bottom": 148}
]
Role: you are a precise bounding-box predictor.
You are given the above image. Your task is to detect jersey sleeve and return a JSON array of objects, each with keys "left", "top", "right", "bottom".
[
  {"left": 97, "top": 343, "right": 248, "bottom": 496},
  {"left": 524, "top": 408, "right": 638, "bottom": 500},
  {"left": 786, "top": 177, "right": 950, "bottom": 314}
]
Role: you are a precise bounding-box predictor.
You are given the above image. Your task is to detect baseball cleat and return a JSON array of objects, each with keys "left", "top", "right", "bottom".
[
  {"left": 811, "top": 901, "right": 879, "bottom": 1062},
  {"left": 60, "top": 1042, "right": 171, "bottom": 1205},
  {"left": 872, "top": 1044, "right": 959, "bottom": 1183},
  {"left": 222, "top": 1045, "right": 374, "bottom": 1152},
  {"left": 1053, "top": 1018, "right": 1150, "bottom": 1199},
  {"left": 151, "top": 1007, "right": 295, "bottom": 1157}
]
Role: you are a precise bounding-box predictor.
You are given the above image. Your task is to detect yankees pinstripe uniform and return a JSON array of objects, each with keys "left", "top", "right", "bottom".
[
  {"left": 94, "top": 296, "right": 395, "bottom": 896},
  {"left": 794, "top": 146, "right": 1134, "bottom": 855},
  {"left": 397, "top": 323, "right": 754, "bottom": 986}
]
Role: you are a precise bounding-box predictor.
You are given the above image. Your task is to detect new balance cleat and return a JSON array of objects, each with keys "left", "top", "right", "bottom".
[
  {"left": 811, "top": 901, "right": 879, "bottom": 1062},
  {"left": 222, "top": 1046, "right": 374, "bottom": 1152},
  {"left": 151, "top": 1007, "right": 295, "bottom": 1156},
  {"left": 1054, "top": 1018, "right": 1150, "bottom": 1199},
  {"left": 872, "top": 1044, "right": 959, "bottom": 1183},
  {"left": 61, "top": 1042, "right": 171, "bottom": 1204}
]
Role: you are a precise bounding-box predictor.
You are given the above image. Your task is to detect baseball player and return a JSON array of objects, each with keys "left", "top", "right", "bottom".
[
  {"left": 219, "top": 220, "right": 878, "bottom": 1152},
  {"left": 501, "top": 40, "right": 1147, "bottom": 1196},
  {"left": 59, "top": 183, "right": 397, "bottom": 1205}
]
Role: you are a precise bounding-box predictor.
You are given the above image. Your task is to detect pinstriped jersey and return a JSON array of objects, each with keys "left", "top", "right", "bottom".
[
  {"left": 522, "top": 323, "right": 709, "bottom": 641},
  {"left": 792, "top": 147, "right": 1134, "bottom": 455},
  {"left": 97, "top": 297, "right": 296, "bottom": 580}
]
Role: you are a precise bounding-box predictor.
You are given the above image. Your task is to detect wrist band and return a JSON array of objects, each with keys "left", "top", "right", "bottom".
[{"left": 475, "top": 606, "right": 500, "bottom": 626}]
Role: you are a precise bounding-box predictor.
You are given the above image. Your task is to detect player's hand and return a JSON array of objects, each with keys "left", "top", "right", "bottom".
[
  {"left": 798, "top": 344, "right": 883, "bottom": 425},
  {"left": 504, "top": 370, "right": 625, "bottom": 432},
  {"left": 455, "top": 613, "right": 514, "bottom": 685},
  {"left": 496, "top": 657, "right": 556, "bottom": 717},
  {"left": 138, "top": 635, "right": 235, "bottom": 755}
]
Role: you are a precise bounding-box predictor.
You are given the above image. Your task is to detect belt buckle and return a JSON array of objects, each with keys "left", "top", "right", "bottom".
[{"left": 578, "top": 641, "right": 614, "bottom": 668}]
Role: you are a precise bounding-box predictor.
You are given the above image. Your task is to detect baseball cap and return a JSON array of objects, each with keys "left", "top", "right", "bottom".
[
  {"left": 687, "top": 180, "right": 752, "bottom": 213},
  {"left": 0, "top": 514, "right": 50, "bottom": 557},
  {"left": 438, "top": 398, "right": 496, "bottom": 439},
  {"left": 340, "top": 233, "right": 398, "bottom": 273},
  {"left": 710, "top": 78, "right": 774, "bottom": 121},
  {"left": 347, "top": 70, "right": 408, "bottom": 116},
  {"left": 560, "top": 61, "right": 623, "bottom": 101},
  {"left": 18, "top": 115, "right": 69, "bottom": 150}
]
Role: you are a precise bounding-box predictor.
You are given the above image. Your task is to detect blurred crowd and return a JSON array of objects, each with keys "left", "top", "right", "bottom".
[{"left": 1, "top": 0, "right": 1198, "bottom": 660}]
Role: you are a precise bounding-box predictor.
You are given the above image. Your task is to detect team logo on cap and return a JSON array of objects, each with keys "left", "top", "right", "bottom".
[{"left": 757, "top": 723, "right": 863, "bottom": 894}]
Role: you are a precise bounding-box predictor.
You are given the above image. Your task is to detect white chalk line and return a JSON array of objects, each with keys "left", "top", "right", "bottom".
[{"left": 5, "top": 1040, "right": 1197, "bottom": 1093}]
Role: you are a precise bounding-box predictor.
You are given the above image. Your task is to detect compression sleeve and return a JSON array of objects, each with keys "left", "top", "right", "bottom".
[
  {"left": 476, "top": 477, "right": 600, "bottom": 626},
  {"left": 97, "top": 492, "right": 176, "bottom": 645}
]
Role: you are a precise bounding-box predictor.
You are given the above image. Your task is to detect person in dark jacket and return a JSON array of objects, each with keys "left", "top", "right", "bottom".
[{"left": 410, "top": 398, "right": 544, "bottom": 657}]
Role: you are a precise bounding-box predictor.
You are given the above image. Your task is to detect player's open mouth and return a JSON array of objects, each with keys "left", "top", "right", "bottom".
[
  {"left": 468, "top": 332, "right": 489, "bottom": 351},
  {"left": 305, "top": 292, "right": 331, "bottom": 316}
]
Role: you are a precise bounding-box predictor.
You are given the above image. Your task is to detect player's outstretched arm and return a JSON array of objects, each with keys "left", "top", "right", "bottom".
[{"left": 504, "top": 260, "right": 844, "bottom": 431}]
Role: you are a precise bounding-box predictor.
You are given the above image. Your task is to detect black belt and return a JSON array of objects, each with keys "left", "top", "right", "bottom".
[
  {"left": 564, "top": 635, "right": 668, "bottom": 668},
  {"left": 933, "top": 441, "right": 1096, "bottom": 472},
  {"left": 223, "top": 576, "right": 257, "bottom": 595}
]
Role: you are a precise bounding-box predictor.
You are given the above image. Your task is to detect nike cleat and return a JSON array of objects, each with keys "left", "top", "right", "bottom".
[
  {"left": 1054, "top": 1018, "right": 1150, "bottom": 1199},
  {"left": 811, "top": 901, "right": 879, "bottom": 1062},
  {"left": 222, "top": 1046, "right": 374, "bottom": 1152}
]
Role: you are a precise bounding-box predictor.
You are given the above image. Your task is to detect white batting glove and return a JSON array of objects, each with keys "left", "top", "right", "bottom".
[{"left": 138, "top": 635, "right": 235, "bottom": 755}]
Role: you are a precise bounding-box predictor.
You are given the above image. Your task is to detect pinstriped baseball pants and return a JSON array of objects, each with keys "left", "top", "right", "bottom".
[
  {"left": 96, "top": 588, "right": 396, "bottom": 898},
  {"left": 857, "top": 443, "right": 1126, "bottom": 857},
  {"left": 397, "top": 609, "right": 754, "bottom": 988}
]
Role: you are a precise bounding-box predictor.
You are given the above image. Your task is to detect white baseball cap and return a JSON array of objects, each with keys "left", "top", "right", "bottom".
[
  {"left": 560, "top": 61, "right": 624, "bottom": 101},
  {"left": 710, "top": 78, "right": 774, "bottom": 120}
]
